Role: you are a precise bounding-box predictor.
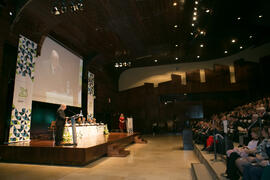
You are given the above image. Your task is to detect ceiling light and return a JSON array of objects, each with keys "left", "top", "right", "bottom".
[
  {"left": 191, "top": 23, "right": 195, "bottom": 26},
  {"left": 119, "top": 63, "right": 123, "bottom": 67},
  {"left": 237, "top": 17, "right": 241, "bottom": 20},
  {"left": 205, "top": 9, "right": 210, "bottom": 13},
  {"left": 9, "top": 12, "right": 12, "bottom": 16},
  {"left": 200, "top": 44, "right": 204, "bottom": 47},
  {"left": 154, "top": 59, "right": 158, "bottom": 63},
  {"left": 200, "top": 31, "right": 204, "bottom": 34},
  {"left": 190, "top": 32, "right": 194, "bottom": 35},
  {"left": 175, "top": 44, "right": 179, "bottom": 47},
  {"left": 194, "top": 7, "right": 197, "bottom": 10},
  {"left": 193, "top": 17, "right": 197, "bottom": 21},
  {"left": 224, "top": 50, "right": 228, "bottom": 54},
  {"left": 175, "top": 57, "right": 178, "bottom": 60},
  {"left": 197, "top": 56, "right": 200, "bottom": 58},
  {"left": 173, "top": 2, "right": 177, "bottom": 6},
  {"left": 240, "top": 46, "right": 243, "bottom": 49},
  {"left": 249, "top": 35, "right": 253, "bottom": 39},
  {"left": 115, "top": 63, "right": 119, "bottom": 68},
  {"left": 195, "top": 1, "right": 198, "bottom": 5},
  {"left": 193, "top": 12, "right": 197, "bottom": 16},
  {"left": 232, "top": 39, "right": 236, "bottom": 43},
  {"left": 258, "top": 15, "right": 263, "bottom": 18},
  {"left": 174, "top": 25, "right": 178, "bottom": 28}
]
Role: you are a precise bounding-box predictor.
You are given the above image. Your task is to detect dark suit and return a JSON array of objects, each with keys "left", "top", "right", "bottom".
[{"left": 55, "top": 109, "right": 66, "bottom": 145}]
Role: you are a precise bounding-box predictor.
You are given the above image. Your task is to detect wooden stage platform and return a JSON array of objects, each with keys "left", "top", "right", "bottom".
[{"left": 0, "top": 133, "right": 143, "bottom": 166}]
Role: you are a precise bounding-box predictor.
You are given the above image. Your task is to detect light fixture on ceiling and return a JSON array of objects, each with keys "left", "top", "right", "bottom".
[
  {"left": 175, "top": 44, "right": 179, "bottom": 47},
  {"left": 193, "top": 12, "right": 197, "bottom": 16},
  {"left": 240, "top": 46, "right": 243, "bottom": 49},
  {"left": 191, "top": 23, "right": 195, "bottom": 26},
  {"left": 200, "top": 44, "right": 204, "bottom": 47},
  {"left": 173, "top": 2, "right": 177, "bottom": 6},
  {"left": 194, "top": 7, "right": 197, "bottom": 10},
  {"left": 193, "top": 16, "right": 197, "bottom": 21},
  {"left": 205, "top": 9, "right": 210, "bottom": 13},
  {"left": 175, "top": 57, "right": 178, "bottom": 60},
  {"left": 197, "top": 55, "right": 200, "bottom": 59},
  {"left": 174, "top": 25, "right": 178, "bottom": 28},
  {"left": 258, "top": 15, "right": 263, "bottom": 18},
  {"left": 231, "top": 39, "right": 236, "bottom": 43},
  {"left": 9, "top": 11, "right": 13, "bottom": 16},
  {"left": 51, "top": 0, "right": 84, "bottom": 16},
  {"left": 249, "top": 35, "right": 253, "bottom": 39},
  {"left": 154, "top": 59, "right": 158, "bottom": 63},
  {"left": 195, "top": 1, "right": 198, "bottom": 5},
  {"left": 224, "top": 50, "right": 228, "bottom": 54}
]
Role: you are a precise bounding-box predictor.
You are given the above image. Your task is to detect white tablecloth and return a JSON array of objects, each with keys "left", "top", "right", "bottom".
[{"left": 63, "top": 125, "right": 105, "bottom": 143}]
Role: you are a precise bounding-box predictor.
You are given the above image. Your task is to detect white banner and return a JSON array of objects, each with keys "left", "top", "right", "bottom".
[
  {"left": 8, "top": 35, "right": 37, "bottom": 142},
  {"left": 87, "top": 71, "right": 94, "bottom": 117}
]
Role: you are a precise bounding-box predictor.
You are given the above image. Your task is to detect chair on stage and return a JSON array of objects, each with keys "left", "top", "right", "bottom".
[{"left": 48, "top": 120, "right": 56, "bottom": 141}]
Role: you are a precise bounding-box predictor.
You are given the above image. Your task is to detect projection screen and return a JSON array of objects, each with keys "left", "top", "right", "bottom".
[{"left": 33, "top": 37, "right": 83, "bottom": 107}]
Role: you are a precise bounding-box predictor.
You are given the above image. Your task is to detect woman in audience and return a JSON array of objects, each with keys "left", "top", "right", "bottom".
[
  {"left": 242, "top": 126, "right": 270, "bottom": 180},
  {"left": 224, "top": 127, "right": 260, "bottom": 179},
  {"left": 235, "top": 126, "right": 270, "bottom": 174}
]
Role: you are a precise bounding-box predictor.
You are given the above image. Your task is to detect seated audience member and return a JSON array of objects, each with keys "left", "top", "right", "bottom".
[
  {"left": 242, "top": 127, "right": 270, "bottom": 180},
  {"left": 224, "top": 128, "right": 260, "bottom": 179},
  {"left": 235, "top": 126, "right": 270, "bottom": 174}
]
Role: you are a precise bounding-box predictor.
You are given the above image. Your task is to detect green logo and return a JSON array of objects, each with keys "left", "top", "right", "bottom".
[{"left": 18, "top": 87, "right": 28, "bottom": 98}]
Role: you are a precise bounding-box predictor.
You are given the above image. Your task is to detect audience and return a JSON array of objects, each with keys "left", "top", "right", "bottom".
[{"left": 192, "top": 97, "right": 270, "bottom": 180}]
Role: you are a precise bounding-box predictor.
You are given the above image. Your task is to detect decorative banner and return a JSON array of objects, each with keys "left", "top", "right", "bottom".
[
  {"left": 87, "top": 71, "right": 94, "bottom": 117},
  {"left": 8, "top": 35, "right": 37, "bottom": 143}
]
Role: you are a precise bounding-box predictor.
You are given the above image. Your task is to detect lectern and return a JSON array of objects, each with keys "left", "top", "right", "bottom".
[{"left": 69, "top": 114, "right": 83, "bottom": 145}]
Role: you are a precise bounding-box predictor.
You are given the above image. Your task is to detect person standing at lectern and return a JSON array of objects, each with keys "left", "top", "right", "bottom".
[
  {"left": 55, "top": 104, "right": 67, "bottom": 146},
  {"left": 119, "top": 113, "right": 125, "bottom": 132}
]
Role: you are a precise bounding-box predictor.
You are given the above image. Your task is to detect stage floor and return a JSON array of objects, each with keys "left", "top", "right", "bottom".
[{"left": 0, "top": 133, "right": 137, "bottom": 166}]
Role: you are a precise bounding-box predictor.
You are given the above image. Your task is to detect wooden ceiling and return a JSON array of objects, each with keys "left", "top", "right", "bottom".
[{"left": 3, "top": 0, "right": 270, "bottom": 69}]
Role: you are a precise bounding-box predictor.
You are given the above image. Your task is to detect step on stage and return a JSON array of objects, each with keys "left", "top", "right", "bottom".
[{"left": 0, "top": 133, "right": 145, "bottom": 166}]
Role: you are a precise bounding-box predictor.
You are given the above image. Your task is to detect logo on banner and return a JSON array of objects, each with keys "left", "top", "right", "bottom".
[{"left": 18, "top": 87, "right": 28, "bottom": 98}]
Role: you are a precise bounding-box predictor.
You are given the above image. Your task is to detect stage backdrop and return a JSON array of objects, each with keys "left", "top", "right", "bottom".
[
  {"left": 87, "top": 71, "right": 94, "bottom": 117},
  {"left": 8, "top": 35, "right": 37, "bottom": 142}
]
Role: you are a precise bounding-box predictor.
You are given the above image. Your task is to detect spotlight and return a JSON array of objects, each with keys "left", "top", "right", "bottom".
[
  {"left": 9, "top": 12, "right": 12, "bottom": 16},
  {"left": 51, "top": 6, "right": 60, "bottom": 15},
  {"left": 205, "top": 9, "right": 210, "bottom": 13},
  {"left": 175, "top": 57, "right": 178, "bottom": 60},
  {"left": 194, "top": 7, "right": 197, "bottom": 10},
  {"left": 175, "top": 44, "right": 179, "bottom": 47},
  {"left": 258, "top": 15, "right": 263, "bottom": 18},
  {"left": 173, "top": 2, "right": 177, "bottom": 6},
  {"left": 197, "top": 55, "right": 200, "bottom": 58},
  {"left": 237, "top": 17, "right": 241, "bottom": 20},
  {"left": 192, "top": 23, "right": 195, "bottom": 27},
  {"left": 232, "top": 39, "right": 236, "bottom": 43},
  {"left": 193, "top": 17, "right": 197, "bottom": 21},
  {"left": 249, "top": 35, "right": 253, "bottom": 39},
  {"left": 195, "top": 1, "right": 198, "bottom": 5},
  {"left": 154, "top": 59, "right": 158, "bottom": 63},
  {"left": 200, "top": 44, "right": 204, "bottom": 47},
  {"left": 115, "top": 63, "right": 119, "bottom": 68},
  {"left": 224, "top": 50, "right": 228, "bottom": 54},
  {"left": 240, "top": 46, "right": 243, "bottom": 49},
  {"left": 174, "top": 25, "right": 178, "bottom": 28},
  {"left": 193, "top": 12, "right": 197, "bottom": 16}
]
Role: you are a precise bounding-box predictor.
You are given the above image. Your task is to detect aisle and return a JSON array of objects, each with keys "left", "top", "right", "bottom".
[{"left": 0, "top": 135, "right": 199, "bottom": 180}]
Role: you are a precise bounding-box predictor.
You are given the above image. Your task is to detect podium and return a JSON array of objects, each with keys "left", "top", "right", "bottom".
[{"left": 69, "top": 114, "right": 83, "bottom": 145}]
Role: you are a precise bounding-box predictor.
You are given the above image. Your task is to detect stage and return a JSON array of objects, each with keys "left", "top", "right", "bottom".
[{"left": 0, "top": 133, "right": 140, "bottom": 166}]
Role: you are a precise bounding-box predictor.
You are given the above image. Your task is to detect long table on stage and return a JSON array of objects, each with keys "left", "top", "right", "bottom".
[
  {"left": 0, "top": 132, "right": 138, "bottom": 166},
  {"left": 62, "top": 124, "right": 106, "bottom": 144}
]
